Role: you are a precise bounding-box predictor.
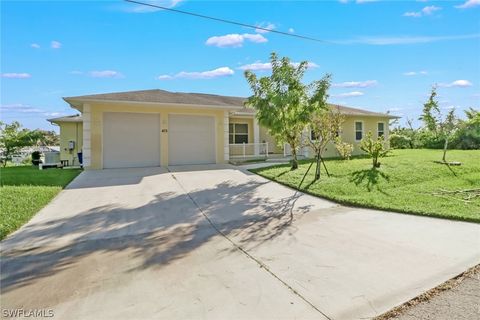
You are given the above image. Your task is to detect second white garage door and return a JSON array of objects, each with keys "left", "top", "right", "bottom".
[
  {"left": 168, "top": 114, "right": 216, "bottom": 166},
  {"left": 103, "top": 112, "right": 160, "bottom": 168}
]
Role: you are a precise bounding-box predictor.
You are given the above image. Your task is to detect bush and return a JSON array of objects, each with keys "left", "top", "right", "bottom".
[
  {"left": 31, "top": 151, "right": 42, "bottom": 166},
  {"left": 452, "top": 123, "right": 480, "bottom": 150},
  {"left": 335, "top": 138, "right": 354, "bottom": 160},
  {"left": 360, "top": 132, "right": 389, "bottom": 168},
  {"left": 389, "top": 133, "right": 411, "bottom": 149}
]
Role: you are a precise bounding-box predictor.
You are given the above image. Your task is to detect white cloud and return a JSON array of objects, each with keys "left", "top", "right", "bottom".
[
  {"left": 88, "top": 70, "right": 124, "bottom": 78},
  {"left": 455, "top": 0, "right": 480, "bottom": 9},
  {"left": 31, "top": 43, "right": 40, "bottom": 49},
  {"left": 403, "top": 5, "right": 441, "bottom": 18},
  {"left": 438, "top": 80, "right": 473, "bottom": 88},
  {"left": 126, "top": 0, "right": 183, "bottom": 13},
  {"left": 422, "top": 5, "right": 441, "bottom": 15},
  {"left": 51, "top": 40, "right": 62, "bottom": 49},
  {"left": 333, "top": 80, "right": 377, "bottom": 88},
  {"left": 255, "top": 22, "right": 276, "bottom": 34},
  {"left": 403, "top": 11, "right": 422, "bottom": 17},
  {"left": 205, "top": 33, "right": 267, "bottom": 48},
  {"left": 337, "top": 33, "right": 480, "bottom": 45},
  {"left": 237, "top": 61, "right": 318, "bottom": 71},
  {"left": 403, "top": 70, "right": 428, "bottom": 76},
  {"left": 288, "top": 28, "right": 295, "bottom": 33},
  {"left": 333, "top": 91, "right": 365, "bottom": 98},
  {"left": 157, "top": 67, "right": 234, "bottom": 80},
  {"left": 1, "top": 73, "right": 31, "bottom": 79}
]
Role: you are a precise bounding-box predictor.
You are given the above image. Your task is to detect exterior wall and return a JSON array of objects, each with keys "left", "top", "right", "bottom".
[
  {"left": 86, "top": 102, "right": 226, "bottom": 169},
  {"left": 58, "top": 122, "right": 83, "bottom": 165},
  {"left": 259, "top": 115, "right": 390, "bottom": 158},
  {"left": 259, "top": 126, "right": 283, "bottom": 154},
  {"left": 341, "top": 116, "right": 390, "bottom": 156}
]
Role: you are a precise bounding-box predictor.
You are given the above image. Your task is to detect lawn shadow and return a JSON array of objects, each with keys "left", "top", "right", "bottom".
[{"left": 350, "top": 167, "right": 390, "bottom": 194}]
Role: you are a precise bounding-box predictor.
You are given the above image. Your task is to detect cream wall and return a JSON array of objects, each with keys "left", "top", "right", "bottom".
[
  {"left": 86, "top": 102, "right": 226, "bottom": 169},
  {"left": 58, "top": 122, "right": 83, "bottom": 165},
  {"left": 341, "top": 116, "right": 390, "bottom": 156}
]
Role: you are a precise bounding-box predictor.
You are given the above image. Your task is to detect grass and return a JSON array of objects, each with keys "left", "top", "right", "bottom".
[
  {"left": 0, "top": 166, "right": 82, "bottom": 240},
  {"left": 251, "top": 149, "right": 480, "bottom": 223}
]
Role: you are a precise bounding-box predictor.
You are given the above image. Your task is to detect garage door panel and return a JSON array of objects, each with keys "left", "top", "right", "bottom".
[
  {"left": 168, "top": 115, "right": 215, "bottom": 166},
  {"left": 103, "top": 112, "right": 160, "bottom": 168}
]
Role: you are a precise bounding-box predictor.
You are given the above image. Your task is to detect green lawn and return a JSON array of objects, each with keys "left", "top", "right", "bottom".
[
  {"left": 251, "top": 149, "right": 480, "bottom": 222},
  {"left": 0, "top": 166, "right": 82, "bottom": 240}
]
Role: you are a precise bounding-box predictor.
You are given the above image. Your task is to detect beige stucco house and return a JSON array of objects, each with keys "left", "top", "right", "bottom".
[{"left": 48, "top": 89, "right": 397, "bottom": 169}]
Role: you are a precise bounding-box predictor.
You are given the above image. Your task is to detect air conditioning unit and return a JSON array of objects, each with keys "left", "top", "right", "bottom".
[{"left": 43, "top": 152, "right": 61, "bottom": 166}]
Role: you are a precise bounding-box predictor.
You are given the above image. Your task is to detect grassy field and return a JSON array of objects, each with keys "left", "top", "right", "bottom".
[
  {"left": 0, "top": 166, "right": 82, "bottom": 240},
  {"left": 251, "top": 149, "right": 480, "bottom": 222}
]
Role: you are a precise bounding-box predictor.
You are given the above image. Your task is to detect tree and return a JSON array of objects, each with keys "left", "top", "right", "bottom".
[
  {"left": 35, "top": 130, "right": 60, "bottom": 146},
  {"left": 440, "top": 108, "right": 458, "bottom": 162},
  {"left": 244, "top": 52, "right": 326, "bottom": 170},
  {"left": 0, "top": 121, "right": 40, "bottom": 167},
  {"left": 308, "top": 106, "right": 344, "bottom": 180},
  {"left": 453, "top": 108, "right": 480, "bottom": 150},
  {"left": 419, "top": 86, "right": 441, "bottom": 134},
  {"left": 419, "top": 87, "right": 460, "bottom": 162},
  {"left": 360, "top": 131, "right": 389, "bottom": 168}
]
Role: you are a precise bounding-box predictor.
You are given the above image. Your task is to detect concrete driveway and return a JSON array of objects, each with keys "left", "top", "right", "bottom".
[{"left": 1, "top": 165, "right": 479, "bottom": 320}]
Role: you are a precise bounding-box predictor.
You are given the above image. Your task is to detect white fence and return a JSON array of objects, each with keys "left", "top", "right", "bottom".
[{"left": 229, "top": 143, "right": 268, "bottom": 159}]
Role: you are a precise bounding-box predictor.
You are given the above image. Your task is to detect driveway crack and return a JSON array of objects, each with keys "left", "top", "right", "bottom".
[{"left": 169, "top": 171, "right": 332, "bottom": 320}]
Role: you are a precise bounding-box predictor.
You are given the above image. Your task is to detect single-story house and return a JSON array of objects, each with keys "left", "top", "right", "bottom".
[{"left": 48, "top": 89, "right": 398, "bottom": 169}]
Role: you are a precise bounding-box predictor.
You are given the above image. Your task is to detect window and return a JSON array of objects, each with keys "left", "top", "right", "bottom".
[
  {"left": 355, "top": 121, "right": 363, "bottom": 140},
  {"left": 310, "top": 129, "right": 319, "bottom": 141},
  {"left": 229, "top": 123, "right": 248, "bottom": 144},
  {"left": 377, "top": 122, "right": 385, "bottom": 138}
]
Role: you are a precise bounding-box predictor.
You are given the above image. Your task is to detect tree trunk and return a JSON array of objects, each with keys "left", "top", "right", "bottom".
[
  {"left": 290, "top": 146, "right": 298, "bottom": 170},
  {"left": 314, "top": 152, "right": 321, "bottom": 181},
  {"left": 442, "top": 136, "right": 449, "bottom": 162}
]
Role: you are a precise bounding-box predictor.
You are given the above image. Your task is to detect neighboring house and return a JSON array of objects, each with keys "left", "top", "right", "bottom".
[
  {"left": 48, "top": 89, "right": 398, "bottom": 169},
  {"left": 48, "top": 115, "right": 83, "bottom": 166}
]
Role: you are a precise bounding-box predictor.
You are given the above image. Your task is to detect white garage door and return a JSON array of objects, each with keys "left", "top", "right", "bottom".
[
  {"left": 168, "top": 114, "right": 216, "bottom": 165},
  {"left": 103, "top": 112, "right": 160, "bottom": 168}
]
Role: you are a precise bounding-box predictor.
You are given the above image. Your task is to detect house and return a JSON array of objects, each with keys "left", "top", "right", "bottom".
[{"left": 48, "top": 89, "right": 398, "bottom": 169}]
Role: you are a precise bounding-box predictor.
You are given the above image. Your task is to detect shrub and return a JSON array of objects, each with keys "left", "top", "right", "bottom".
[
  {"left": 31, "top": 151, "right": 42, "bottom": 166},
  {"left": 360, "top": 131, "right": 389, "bottom": 168},
  {"left": 335, "top": 138, "right": 354, "bottom": 160},
  {"left": 389, "top": 133, "right": 411, "bottom": 149}
]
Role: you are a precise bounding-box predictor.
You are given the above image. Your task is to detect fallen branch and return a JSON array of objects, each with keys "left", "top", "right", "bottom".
[{"left": 431, "top": 188, "right": 480, "bottom": 203}]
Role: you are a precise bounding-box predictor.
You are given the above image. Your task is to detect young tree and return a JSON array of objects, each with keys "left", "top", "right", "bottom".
[
  {"left": 419, "top": 87, "right": 441, "bottom": 134},
  {"left": 0, "top": 121, "right": 40, "bottom": 166},
  {"left": 419, "top": 87, "right": 460, "bottom": 162},
  {"left": 360, "top": 132, "right": 389, "bottom": 168},
  {"left": 244, "top": 52, "right": 326, "bottom": 170},
  {"left": 308, "top": 107, "right": 344, "bottom": 180},
  {"left": 440, "top": 108, "right": 458, "bottom": 162}
]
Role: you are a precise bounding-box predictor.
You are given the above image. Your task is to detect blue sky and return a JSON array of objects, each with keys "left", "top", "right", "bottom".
[{"left": 1, "top": 0, "right": 479, "bottom": 131}]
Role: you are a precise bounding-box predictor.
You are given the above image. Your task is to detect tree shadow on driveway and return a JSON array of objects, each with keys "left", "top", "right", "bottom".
[{"left": 1, "top": 176, "right": 313, "bottom": 295}]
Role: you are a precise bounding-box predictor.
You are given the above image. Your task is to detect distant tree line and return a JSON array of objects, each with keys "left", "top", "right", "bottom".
[
  {"left": 0, "top": 121, "right": 60, "bottom": 166},
  {"left": 390, "top": 88, "right": 480, "bottom": 152}
]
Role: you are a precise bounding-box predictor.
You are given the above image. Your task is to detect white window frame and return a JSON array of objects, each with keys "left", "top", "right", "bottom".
[
  {"left": 229, "top": 122, "right": 249, "bottom": 144},
  {"left": 377, "top": 121, "right": 385, "bottom": 139},
  {"left": 354, "top": 120, "right": 364, "bottom": 141}
]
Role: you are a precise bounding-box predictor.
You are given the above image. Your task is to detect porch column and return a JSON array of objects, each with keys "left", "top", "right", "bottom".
[
  {"left": 253, "top": 117, "right": 260, "bottom": 155},
  {"left": 82, "top": 104, "right": 91, "bottom": 168},
  {"left": 224, "top": 111, "right": 230, "bottom": 162}
]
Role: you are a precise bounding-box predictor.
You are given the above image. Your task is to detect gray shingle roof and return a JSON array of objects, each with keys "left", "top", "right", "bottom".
[
  {"left": 64, "top": 89, "right": 398, "bottom": 118},
  {"left": 64, "top": 89, "right": 245, "bottom": 107}
]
